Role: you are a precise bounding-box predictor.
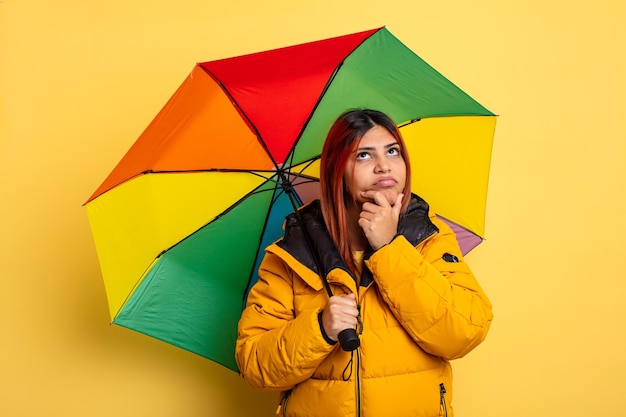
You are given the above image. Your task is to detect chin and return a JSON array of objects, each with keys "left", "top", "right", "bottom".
[{"left": 381, "top": 190, "right": 400, "bottom": 204}]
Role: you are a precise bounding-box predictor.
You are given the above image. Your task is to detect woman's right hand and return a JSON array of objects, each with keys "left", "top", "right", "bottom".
[{"left": 321, "top": 293, "right": 359, "bottom": 342}]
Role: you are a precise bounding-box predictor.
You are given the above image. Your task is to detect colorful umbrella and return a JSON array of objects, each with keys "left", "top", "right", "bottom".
[{"left": 85, "top": 27, "right": 496, "bottom": 371}]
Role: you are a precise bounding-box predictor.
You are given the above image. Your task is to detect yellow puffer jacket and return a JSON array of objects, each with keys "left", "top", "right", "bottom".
[{"left": 236, "top": 196, "right": 493, "bottom": 417}]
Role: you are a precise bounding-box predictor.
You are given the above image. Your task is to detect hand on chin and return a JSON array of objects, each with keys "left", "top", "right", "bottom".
[{"left": 360, "top": 189, "right": 400, "bottom": 206}]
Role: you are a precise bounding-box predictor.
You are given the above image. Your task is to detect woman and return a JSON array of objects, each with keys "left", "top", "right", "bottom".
[{"left": 236, "top": 109, "right": 493, "bottom": 417}]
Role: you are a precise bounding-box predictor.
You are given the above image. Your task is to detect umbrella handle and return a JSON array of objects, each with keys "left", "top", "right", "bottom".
[{"left": 338, "top": 328, "right": 360, "bottom": 351}]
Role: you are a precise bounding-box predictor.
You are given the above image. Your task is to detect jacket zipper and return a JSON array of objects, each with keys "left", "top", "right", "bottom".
[
  {"left": 356, "top": 348, "right": 362, "bottom": 417},
  {"left": 276, "top": 389, "right": 291, "bottom": 416},
  {"left": 439, "top": 383, "right": 448, "bottom": 417},
  {"left": 355, "top": 293, "right": 364, "bottom": 417}
]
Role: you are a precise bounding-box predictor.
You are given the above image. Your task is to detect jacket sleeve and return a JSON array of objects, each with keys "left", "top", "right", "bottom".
[
  {"left": 235, "top": 251, "right": 335, "bottom": 391},
  {"left": 366, "top": 216, "right": 493, "bottom": 360}
]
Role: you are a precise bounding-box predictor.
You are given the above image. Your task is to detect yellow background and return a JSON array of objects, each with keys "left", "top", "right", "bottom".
[{"left": 1, "top": 0, "right": 624, "bottom": 416}]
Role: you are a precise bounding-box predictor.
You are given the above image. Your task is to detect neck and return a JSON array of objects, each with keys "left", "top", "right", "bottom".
[{"left": 346, "top": 204, "right": 369, "bottom": 251}]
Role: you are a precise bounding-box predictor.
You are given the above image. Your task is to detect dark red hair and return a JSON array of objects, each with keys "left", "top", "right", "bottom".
[{"left": 319, "top": 109, "right": 412, "bottom": 274}]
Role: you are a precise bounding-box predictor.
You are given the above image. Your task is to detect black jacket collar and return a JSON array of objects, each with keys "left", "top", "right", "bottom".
[{"left": 276, "top": 194, "right": 438, "bottom": 283}]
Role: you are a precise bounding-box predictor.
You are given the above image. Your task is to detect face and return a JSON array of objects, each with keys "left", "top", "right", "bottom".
[{"left": 343, "top": 124, "right": 407, "bottom": 207}]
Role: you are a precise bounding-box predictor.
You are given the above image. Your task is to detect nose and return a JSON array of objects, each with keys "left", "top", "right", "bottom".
[{"left": 375, "top": 158, "right": 391, "bottom": 173}]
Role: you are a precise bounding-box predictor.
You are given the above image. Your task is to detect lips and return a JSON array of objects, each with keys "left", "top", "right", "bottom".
[{"left": 374, "top": 177, "right": 397, "bottom": 187}]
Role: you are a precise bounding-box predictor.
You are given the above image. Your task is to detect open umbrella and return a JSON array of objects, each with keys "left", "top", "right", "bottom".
[{"left": 85, "top": 26, "right": 496, "bottom": 371}]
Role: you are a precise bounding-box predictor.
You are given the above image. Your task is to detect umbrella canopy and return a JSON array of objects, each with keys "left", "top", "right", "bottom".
[{"left": 85, "top": 27, "right": 496, "bottom": 371}]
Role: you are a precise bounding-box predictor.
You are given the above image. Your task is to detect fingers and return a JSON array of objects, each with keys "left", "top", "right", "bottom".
[
  {"left": 329, "top": 294, "right": 358, "bottom": 318},
  {"left": 321, "top": 294, "right": 359, "bottom": 342},
  {"left": 358, "top": 191, "right": 403, "bottom": 250},
  {"left": 360, "top": 191, "right": 403, "bottom": 213},
  {"left": 360, "top": 190, "right": 391, "bottom": 209}
]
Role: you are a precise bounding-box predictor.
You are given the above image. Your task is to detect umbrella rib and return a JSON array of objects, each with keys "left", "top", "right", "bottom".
[
  {"left": 282, "top": 62, "right": 345, "bottom": 164},
  {"left": 140, "top": 167, "right": 320, "bottom": 184},
  {"left": 142, "top": 168, "right": 276, "bottom": 174},
  {"left": 282, "top": 28, "right": 381, "bottom": 163},
  {"left": 198, "top": 65, "right": 280, "bottom": 169},
  {"left": 115, "top": 256, "right": 162, "bottom": 318},
  {"left": 155, "top": 182, "right": 278, "bottom": 260},
  {"left": 291, "top": 157, "right": 319, "bottom": 176},
  {"left": 240, "top": 182, "right": 283, "bottom": 309},
  {"left": 398, "top": 118, "right": 422, "bottom": 128},
  {"left": 141, "top": 168, "right": 285, "bottom": 184}
]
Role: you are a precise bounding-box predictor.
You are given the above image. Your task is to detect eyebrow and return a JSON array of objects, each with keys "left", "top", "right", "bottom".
[{"left": 356, "top": 142, "right": 399, "bottom": 151}]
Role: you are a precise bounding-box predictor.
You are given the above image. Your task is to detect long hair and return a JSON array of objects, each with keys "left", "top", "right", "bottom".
[{"left": 319, "top": 109, "right": 412, "bottom": 274}]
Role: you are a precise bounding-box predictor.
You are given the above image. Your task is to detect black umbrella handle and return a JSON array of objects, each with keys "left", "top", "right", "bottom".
[
  {"left": 338, "top": 328, "right": 360, "bottom": 351},
  {"left": 281, "top": 178, "right": 359, "bottom": 352}
]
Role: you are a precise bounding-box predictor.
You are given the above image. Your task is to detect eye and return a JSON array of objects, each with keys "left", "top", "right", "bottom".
[
  {"left": 387, "top": 146, "right": 401, "bottom": 156},
  {"left": 356, "top": 151, "right": 371, "bottom": 161}
]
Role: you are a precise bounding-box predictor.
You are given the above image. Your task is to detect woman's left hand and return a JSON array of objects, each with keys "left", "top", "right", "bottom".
[{"left": 358, "top": 191, "right": 403, "bottom": 250}]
